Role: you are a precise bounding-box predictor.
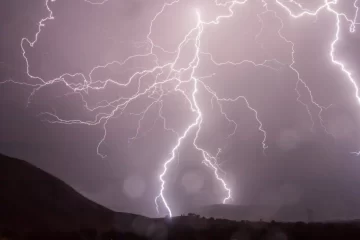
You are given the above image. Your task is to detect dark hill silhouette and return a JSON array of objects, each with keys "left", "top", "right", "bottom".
[
  {"left": 0, "top": 152, "right": 112, "bottom": 230},
  {"left": 196, "top": 202, "right": 360, "bottom": 222},
  {"left": 3, "top": 152, "right": 360, "bottom": 240},
  {"left": 195, "top": 204, "right": 308, "bottom": 222},
  {"left": 0, "top": 153, "right": 146, "bottom": 232}
]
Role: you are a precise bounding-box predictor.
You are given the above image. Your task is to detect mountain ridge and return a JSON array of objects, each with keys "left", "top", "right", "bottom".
[{"left": 0, "top": 152, "right": 147, "bottom": 231}]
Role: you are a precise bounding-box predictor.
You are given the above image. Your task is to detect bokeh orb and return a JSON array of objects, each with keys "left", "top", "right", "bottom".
[{"left": 123, "top": 175, "right": 146, "bottom": 199}]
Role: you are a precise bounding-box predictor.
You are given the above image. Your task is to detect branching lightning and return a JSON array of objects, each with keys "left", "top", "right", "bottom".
[{"left": 2, "top": 0, "right": 360, "bottom": 217}]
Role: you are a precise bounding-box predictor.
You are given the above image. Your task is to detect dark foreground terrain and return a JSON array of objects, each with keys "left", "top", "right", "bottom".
[
  {"left": 2, "top": 218, "right": 360, "bottom": 240},
  {"left": 2, "top": 153, "right": 360, "bottom": 239}
]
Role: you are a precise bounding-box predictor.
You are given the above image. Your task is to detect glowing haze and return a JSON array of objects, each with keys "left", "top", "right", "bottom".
[{"left": 1, "top": 0, "right": 360, "bottom": 218}]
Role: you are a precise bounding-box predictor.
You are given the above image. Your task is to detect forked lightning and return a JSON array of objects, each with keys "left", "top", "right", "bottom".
[{"left": 2, "top": 0, "right": 359, "bottom": 217}]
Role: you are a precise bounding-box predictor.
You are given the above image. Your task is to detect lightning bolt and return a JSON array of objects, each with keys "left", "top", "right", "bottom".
[
  {"left": 2, "top": 0, "right": 360, "bottom": 217},
  {"left": 269, "top": 0, "right": 360, "bottom": 149}
]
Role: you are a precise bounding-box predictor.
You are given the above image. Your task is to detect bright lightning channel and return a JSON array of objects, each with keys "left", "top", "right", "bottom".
[{"left": 1, "top": 0, "right": 360, "bottom": 217}]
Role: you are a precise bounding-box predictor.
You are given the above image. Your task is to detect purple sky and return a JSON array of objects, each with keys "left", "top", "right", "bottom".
[{"left": 1, "top": 0, "right": 360, "bottom": 219}]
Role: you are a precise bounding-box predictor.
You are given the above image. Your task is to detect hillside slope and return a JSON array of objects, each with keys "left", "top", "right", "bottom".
[{"left": 0, "top": 153, "right": 115, "bottom": 230}]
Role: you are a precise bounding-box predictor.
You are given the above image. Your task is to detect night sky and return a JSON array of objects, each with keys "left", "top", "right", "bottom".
[{"left": 1, "top": 0, "right": 360, "bottom": 219}]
